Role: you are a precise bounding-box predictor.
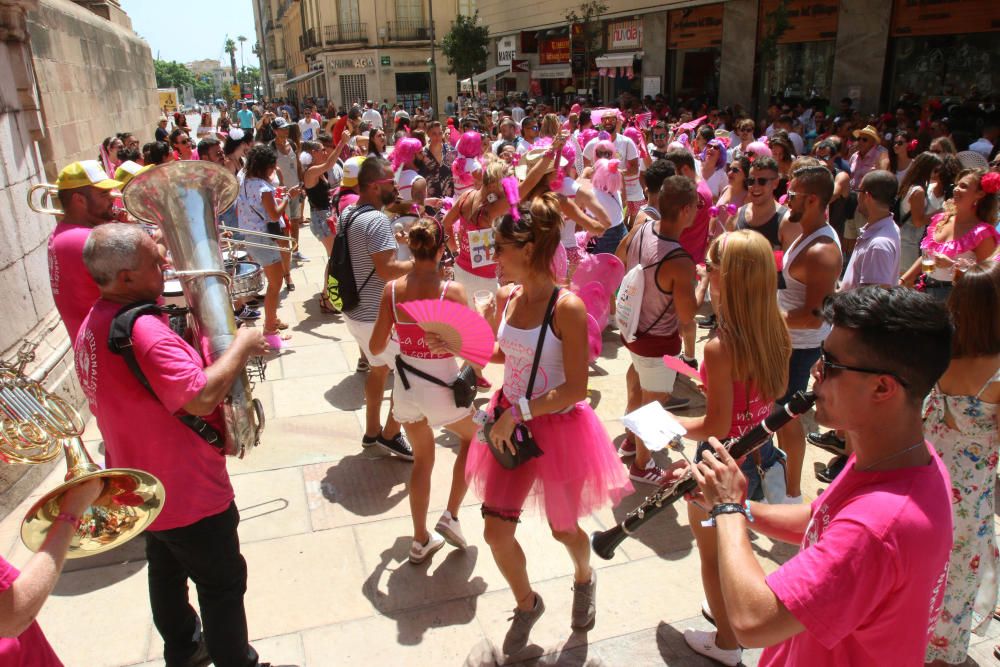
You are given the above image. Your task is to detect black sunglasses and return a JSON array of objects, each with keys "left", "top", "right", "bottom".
[
  {"left": 746, "top": 176, "right": 773, "bottom": 186},
  {"left": 818, "top": 344, "right": 908, "bottom": 387}
]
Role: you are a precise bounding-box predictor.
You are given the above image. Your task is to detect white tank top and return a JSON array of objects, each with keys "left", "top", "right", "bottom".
[
  {"left": 498, "top": 287, "right": 567, "bottom": 403},
  {"left": 778, "top": 225, "right": 840, "bottom": 349},
  {"left": 395, "top": 168, "right": 420, "bottom": 205}
]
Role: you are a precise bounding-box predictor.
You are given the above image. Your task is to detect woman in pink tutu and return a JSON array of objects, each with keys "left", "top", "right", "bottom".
[{"left": 466, "top": 193, "right": 632, "bottom": 654}]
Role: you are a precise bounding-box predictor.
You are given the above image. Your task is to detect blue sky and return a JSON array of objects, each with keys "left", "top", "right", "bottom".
[{"left": 120, "top": 0, "right": 261, "bottom": 68}]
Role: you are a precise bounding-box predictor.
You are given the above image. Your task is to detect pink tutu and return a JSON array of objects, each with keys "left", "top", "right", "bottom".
[{"left": 466, "top": 395, "right": 633, "bottom": 532}]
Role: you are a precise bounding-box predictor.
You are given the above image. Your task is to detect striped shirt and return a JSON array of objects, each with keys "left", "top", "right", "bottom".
[{"left": 342, "top": 204, "right": 396, "bottom": 322}]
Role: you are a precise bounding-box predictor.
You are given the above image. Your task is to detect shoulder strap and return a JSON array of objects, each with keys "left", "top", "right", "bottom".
[
  {"left": 638, "top": 246, "right": 690, "bottom": 338},
  {"left": 340, "top": 204, "right": 378, "bottom": 291},
  {"left": 525, "top": 287, "right": 561, "bottom": 400},
  {"left": 108, "top": 301, "right": 223, "bottom": 449},
  {"left": 975, "top": 367, "right": 1000, "bottom": 399},
  {"left": 394, "top": 355, "right": 451, "bottom": 391}
]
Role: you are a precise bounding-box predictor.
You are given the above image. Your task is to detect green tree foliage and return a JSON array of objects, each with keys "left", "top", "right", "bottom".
[
  {"left": 240, "top": 66, "right": 261, "bottom": 97},
  {"left": 441, "top": 12, "right": 489, "bottom": 81},
  {"left": 566, "top": 0, "right": 607, "bottom": 90},
  {"left": 154, "top": 59, "right": 195, "bottom": 89},
  {"left": 193, "top": 74, "right": 215, "bottom": 102},
  {"left": 224, "top": 37, "right": 238, "bottom": 81}
]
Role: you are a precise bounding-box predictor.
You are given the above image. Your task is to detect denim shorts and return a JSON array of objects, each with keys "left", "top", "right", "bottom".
[
  {"left": 589, "top": 223, "right": 626, "bottom": 255},
  {"left": 309, "top": 208, "right": 332, "bottom": 241},
  {"left": 246, "top": 235, "right": 282, "bottom": 267},
  {"left": 777, "top": 346, "right": 821, "bottom": 405}
]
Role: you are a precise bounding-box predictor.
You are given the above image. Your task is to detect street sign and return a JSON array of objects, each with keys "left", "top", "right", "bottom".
[
  {"left": 510, "top": 59, "right": 528, "bottom": 73},
  {"left": 380, "top": 55, "right": 391, "bottom": 66},
  {"left": 230, "top": 84, "right": 240, "bottom": 98}
]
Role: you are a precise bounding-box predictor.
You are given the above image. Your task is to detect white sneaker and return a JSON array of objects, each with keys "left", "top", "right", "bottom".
[
  {"left": 683, "top": 628, "right": 742, "bottom": 667},
  {"left": 408, "top": 532, "right": 445, "bottom": 564},
  {"left": 435, "top": 511, "right": 467, "bottom": 549}
]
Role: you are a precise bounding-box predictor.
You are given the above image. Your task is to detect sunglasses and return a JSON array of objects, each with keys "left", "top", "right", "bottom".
[
  {"left": 525, "top": 125, "right": 539, "bottom": 131},
  {"left": 596, "top": 151, "right": 613, "bottom": 158},
  {"left": 746, "top": 176, "right": 773, "bottom": 186},
  {"left": 893, "top": 140, "right": 906, "bottom": 146},
  {"left": 727, "top": 165, "right": 742, "bottom": 173},
  {"left": 817, "top": 344, "right": 908, "bottom": 387},
  {"left": 858, "top": 136, "right": 873, "bottom": 143},
  {"left": 653, "top": 133, "right": 667, "bottom": 139},
  {"left": 786, "top": 189, "right": 805, "bottom": 200},
  {"left": 739, "top": 128, "right": 754, "bottom": 134}
]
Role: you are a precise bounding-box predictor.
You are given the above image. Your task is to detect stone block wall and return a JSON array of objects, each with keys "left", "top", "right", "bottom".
[{"left": 27, "top": 0, "right": 160, "bottom": 182}]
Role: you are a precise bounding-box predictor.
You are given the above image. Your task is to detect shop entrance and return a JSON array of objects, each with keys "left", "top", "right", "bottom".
[{"left": 395, "top": 72, "right": 431, "bottom": 113}]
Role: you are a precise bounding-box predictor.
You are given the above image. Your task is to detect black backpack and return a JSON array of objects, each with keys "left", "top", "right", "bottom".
[{"left": 327, "top": 204, "right": 376, "bottom": 312}]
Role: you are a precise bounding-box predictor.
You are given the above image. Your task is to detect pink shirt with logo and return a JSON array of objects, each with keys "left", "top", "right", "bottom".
[
  {"left": 48, "top": 222, "right": 100, "bottom": 342},
  {"left": 678, "top": 180, "right": 713, "bottom": 265},
  {"left": 75, "top": 299, "right": 233, "bottom": 531},
  {"left": 759, "top": 446, "right": 952, "bottom": 667},
  {"left": 0, "top": 556, "right": 62, "bottom": 666}
]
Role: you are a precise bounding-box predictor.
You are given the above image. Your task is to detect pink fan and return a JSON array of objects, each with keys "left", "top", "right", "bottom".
[
  {"left": 399, "top": 299, "right": 495, "bottom": 367},
  {"left": 677, "top": 115, "right": 708, "bottom": 132},
  {"left": 663, "top": 354, "right": 701, "bottom": 381}
]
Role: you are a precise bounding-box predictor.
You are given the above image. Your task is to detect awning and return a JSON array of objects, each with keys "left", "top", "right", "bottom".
[
  {"left": 285, "top": 69, "right": 323, "bottom": 86},
  {"left": 531, "top": 64, "right": 572, "bottom": 79},
  {"left": 595, "top": 52, "right": 643, "bottom": 69},
  {"left": 472, "top": 65, "right": 510, "bottom": 84}
]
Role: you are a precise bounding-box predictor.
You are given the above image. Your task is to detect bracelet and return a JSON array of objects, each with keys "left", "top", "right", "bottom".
[
  {"left": 509, "top": 404, "right": 522, "bottom": 424},
  {"left": 518, "top": 396, "right": 533, "bottom": 422},
  {"left": 55, "top": 512, "right": 82, "bottom": 531},
  {"left": 701, "top": 501, "right": 753, "bottom": 527}
]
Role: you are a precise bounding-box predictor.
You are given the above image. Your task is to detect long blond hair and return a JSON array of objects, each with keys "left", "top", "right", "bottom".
[{"left": 708, "top": 231, "right": 791, "bottom": 401}]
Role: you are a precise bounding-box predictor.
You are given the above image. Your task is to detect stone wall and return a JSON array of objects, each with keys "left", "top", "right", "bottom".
[{"left": 27, "top": 0, "right": 160, "bottom": 182}]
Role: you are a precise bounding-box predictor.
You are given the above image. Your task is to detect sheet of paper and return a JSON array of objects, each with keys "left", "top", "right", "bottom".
[{"left": 622, "top": 401, "right": 687, "bottom": 452}]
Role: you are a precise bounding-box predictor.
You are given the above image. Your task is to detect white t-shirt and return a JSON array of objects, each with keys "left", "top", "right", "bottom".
[
  {"left": 299, "top": 117, "right": 321, "bottom": 142},
  {"left": 590, "top": 188, "right": 624, "bottom": 228},
  {"left": 361, "top": 108, "right": 383, "bottom": 130},
  {"left": 583, "top": 134, "right": 639, "bottom": 165},
  {"left": 703, "top": 168, "right": 727, "bottom": 201},
  {"left": 273, "top": 142, "right": 300, "bottom": 187}
]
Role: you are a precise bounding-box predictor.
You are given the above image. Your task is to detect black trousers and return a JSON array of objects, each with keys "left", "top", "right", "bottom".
[{"left": 145, "top": 502, "right": 259, "bottom": 667}]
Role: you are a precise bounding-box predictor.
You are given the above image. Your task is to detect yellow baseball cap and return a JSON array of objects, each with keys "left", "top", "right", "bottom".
[
  {"left": 341, "top": 156, "right": 367, "bottom": 188},
  {"left": 113, "top": 161, "right": 151, "bottom": 186},
  {"left": 56, "top": 160, "right": 123, "bottom": 191}
]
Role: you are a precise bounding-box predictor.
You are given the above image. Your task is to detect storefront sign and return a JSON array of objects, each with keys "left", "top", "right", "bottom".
[
  {"left": 330, "top": 57, "right": 376, "bottom": 69},
  {"left": 758, "top": 0, "right": 839, "bottom": 43},
  {"left": 498, "top": 35, "right": 517, "bottom": 65},
  {"left": 511, "top": 59, "right": 528, "bottom": 73},
  {"left": 667, "top": 4, "right": 724, "bottom": 50},
  {"left": 608, "top": 20, "right": 642, "bottom": 50},
  {"left": 643, "top": 76, "right": 661, "bottom": 97},
  {"left": 891, "top": 0, "right": 999, "bottom": 36},
  {"left": 380, "top": 56, "right": 391, "bottom": 66},
  {"left": 539, "top": 37, "right": 571, "bottom": 65},
  {"left": 532, "top": 65, "right": 572, "bottom": 79}
]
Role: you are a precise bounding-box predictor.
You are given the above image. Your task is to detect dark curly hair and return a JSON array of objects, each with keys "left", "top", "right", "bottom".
[{"left": 244, "top": 144, "right": 278, "bottom": 180}]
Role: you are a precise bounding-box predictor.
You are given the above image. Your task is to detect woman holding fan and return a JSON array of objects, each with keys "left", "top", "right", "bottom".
[
  {"left": 369, "top": 218, "right": 479, "bottom": 565},
  {"left": 465, "top": 193, "right": 632, "bottom": 654}
]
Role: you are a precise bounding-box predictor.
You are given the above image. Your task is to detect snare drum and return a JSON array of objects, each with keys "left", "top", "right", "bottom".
[
  {"left": 223, "top": 249, "right": 249, "bottom": 267},
  {"left": 230, "top": 261, "right": 264, "bottom": 299},
  {"left": 161, "top": 279, "right": 186, "bottom": 308}
]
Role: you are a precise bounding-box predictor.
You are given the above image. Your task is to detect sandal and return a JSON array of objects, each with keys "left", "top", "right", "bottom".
[
  {"left": 284, "top": 273, "right": 295, "bottom": 291},
  {"left": 273, "top": 320, "right": 289, "bottom": 330}
]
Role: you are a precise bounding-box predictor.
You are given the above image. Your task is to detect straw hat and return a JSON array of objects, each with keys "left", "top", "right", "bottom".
[
  {"left": 852, "top": 125, "right": 880, "bottom": 143},
  {"left": 513, "top": 147, "right": 568, "bottom": 181}
]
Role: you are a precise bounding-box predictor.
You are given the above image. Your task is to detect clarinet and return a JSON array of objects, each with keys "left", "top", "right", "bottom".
[{"left": 591, "top": 390, "right": 816, "bottom": 560}]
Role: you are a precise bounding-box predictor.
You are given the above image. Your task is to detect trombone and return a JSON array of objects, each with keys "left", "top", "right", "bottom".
[
  {"left": 26, "top": 183, "right": 62, "bottom": 215},
  {"left": 1, "top": 353, "right": 164, "bottom": 559},
  {"left": 219, "top": 225, "right": 298, "bottom": 253}
]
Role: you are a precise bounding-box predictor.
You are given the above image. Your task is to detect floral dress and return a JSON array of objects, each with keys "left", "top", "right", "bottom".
[
  {"left": 925, "top": 368, "right": 1000, "bottom": 664},
  {"left": 420, "top": 143, "right": 456, "bottom": 199}
]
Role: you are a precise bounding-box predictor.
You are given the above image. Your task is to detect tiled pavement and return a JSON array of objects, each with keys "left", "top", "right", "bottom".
[{"left": 3, "top": 229, "right": 997, "bottom": 667}]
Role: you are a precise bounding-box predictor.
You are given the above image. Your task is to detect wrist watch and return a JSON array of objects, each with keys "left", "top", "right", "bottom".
[
  {"left": 708, "top": 501, "right": 753, "bottom": 525},
  {"left": 517, "top": 396, "right": 533, "bottom": 422}
]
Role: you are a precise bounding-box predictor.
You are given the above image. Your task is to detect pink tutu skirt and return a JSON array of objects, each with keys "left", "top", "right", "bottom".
[{"left": 466, "top": 395, "right": 633, "bottom": 532}]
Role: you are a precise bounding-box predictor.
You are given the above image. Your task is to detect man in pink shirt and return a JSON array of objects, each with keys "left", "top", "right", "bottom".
[
  {"left": 75, "top": 224, "right": 271, "bottom": 667},
  {"left": 685, "top": 286, "right": 953, "bottom": 666},
  {"left": 47, "top": 160, "right": 123, "bottom": 341}
]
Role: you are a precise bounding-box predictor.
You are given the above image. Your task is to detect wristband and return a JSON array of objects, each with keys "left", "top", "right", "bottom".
[
  {"left": 702, "top": 501, "right": 753, "bottom": 527},
  {"left": 56, "top": 512, "right": 82, "bottom": 531},
  {"left": 509, "top": 404, "right": 522, "bottom": 424},
  {"left": 518, "top": 397, "right": 533, "bottom": 422}
]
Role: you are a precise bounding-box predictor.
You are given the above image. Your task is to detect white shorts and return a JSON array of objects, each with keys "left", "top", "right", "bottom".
[
  {"left": 392, "top": 356, "right": 474, "bottom": 427},
  {"left": 345, "top": 316, "right": 399, "bottom": 368},
  {"left": 629, "top": 351, "right": 678, "bottom": 394},
  {"left": 453, "top": 264, "right": 498, "bottom": 308}
]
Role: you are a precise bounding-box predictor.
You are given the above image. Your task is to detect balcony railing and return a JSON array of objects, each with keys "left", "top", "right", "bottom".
[
  {"left": 299, "top": 28, "right": 320, "bottom": 51},
  {"left": 324, "top": 23, "right": 368, "bottom": 45},
  {"left": 387, "top": 19, "right": 433, "bottom": 41}
]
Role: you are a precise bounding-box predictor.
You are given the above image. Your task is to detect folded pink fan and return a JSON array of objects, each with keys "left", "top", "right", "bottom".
[
  {"left": 663, "top": 354, "right": 701, "bottom": 381},
  {"left": 399, "top": 299, "right": 495, "bottom": 367}
]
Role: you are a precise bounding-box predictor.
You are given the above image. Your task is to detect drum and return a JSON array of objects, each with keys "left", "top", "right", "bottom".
[
  {"left": 230, "top": 261, "right": 263, "bottom": 300},
  {"left": 223, "top": 249, "right": 249, "bottom": 267},
  {"left": 161, "top": 279, "right": 186, "bottom": 308}
]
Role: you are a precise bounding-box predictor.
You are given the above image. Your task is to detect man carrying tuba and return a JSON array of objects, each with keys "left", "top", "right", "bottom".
[{"left": 76, "top": 224, "right": 272, "bottom": 667}]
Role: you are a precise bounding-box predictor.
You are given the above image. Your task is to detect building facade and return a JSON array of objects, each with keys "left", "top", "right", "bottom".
[
  {"left": 474, "top": 0, "right": 1000, "bottom": 115},
  {"left": 255, "top": 0, "right": 467, "bottom": 115},
  {"left": 187, "top": 58, "right": 235, "bottom": 99}
]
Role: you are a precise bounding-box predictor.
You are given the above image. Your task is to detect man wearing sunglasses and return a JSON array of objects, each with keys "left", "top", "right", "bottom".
[
  {"left": 733, "top": 156, "right": 795, "bottom": 252},
  {"left": 689, "top": 286, "right": 953, "bottom": 667},
  {"left": 648, "top": 121, "right": 671, "bottom": 160},
  {"left": 843, "top": 125, "right": 888, "bottom": 256}
]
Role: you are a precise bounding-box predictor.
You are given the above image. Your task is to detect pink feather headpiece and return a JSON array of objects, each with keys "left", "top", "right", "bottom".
[
  {"left": 391, "top": 137, "right": 422, "bottom": 172},
  {"left": 592, "top": 158, "right": 622, "bottom": 194},
  {"left": 453, "top": 131, "right": 484, "bottom": 186},
  {"left": 501, "top": 176, "right": 521, "bottom": 221}
]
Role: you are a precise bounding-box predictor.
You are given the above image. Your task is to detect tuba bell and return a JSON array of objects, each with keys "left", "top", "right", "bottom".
[{"left": 122, "top": 161, "right": 264, "bottom": 458}]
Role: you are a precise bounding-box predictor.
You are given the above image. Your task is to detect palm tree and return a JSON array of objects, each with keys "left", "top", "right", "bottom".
[
  {"left": 237, "top": 35, "right": 247, "bottom": 94},
  {"left": 224, "top": 37, "right": 237, "bottom": 85}
]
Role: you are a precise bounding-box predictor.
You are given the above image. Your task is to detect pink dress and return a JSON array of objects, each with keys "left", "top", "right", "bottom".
[
  {"left": 465, "top": 288, "right": 632, "bottom": 531},
  {"left": 920, "top": 213, "right": 1000, "bottom": 281}
]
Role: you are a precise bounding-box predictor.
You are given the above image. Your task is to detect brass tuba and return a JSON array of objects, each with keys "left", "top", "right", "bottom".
[{"left": 122, "top": 161, "right": 264, "bottom": 458}]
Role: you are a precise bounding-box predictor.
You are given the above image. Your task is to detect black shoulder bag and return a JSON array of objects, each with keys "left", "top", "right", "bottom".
[
  {"left": 108, "top": 301, "right": 224, "bottom": 449},
  {"left": 482, "top": 287, "right": 560, "bottom": 470},
  {"left": 395, "top": 358, "right": 477, "bottom": 409}
]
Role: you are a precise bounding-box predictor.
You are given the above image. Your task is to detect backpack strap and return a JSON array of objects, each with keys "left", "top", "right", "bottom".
[
  {"left": 340, "top": 204, "right": 377, "bottom": 292},
  {"left": 108, "top": 301, "right": 223, "bottom": 449}
]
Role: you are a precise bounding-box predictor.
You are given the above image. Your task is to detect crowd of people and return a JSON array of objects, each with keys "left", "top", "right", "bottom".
[{"left": 7, "top": 88, "right": 1000, "bottom": 667}]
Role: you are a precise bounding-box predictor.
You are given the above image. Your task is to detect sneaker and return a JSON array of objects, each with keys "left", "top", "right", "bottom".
[
  {"left": 362, "top": 433, "right": 378, "bottom": 448},
  {"left": 701, "top": 599, "right": 715, "bottom": 627},
  {"left": 356, "top": 357, "right": 371, "bottom": 373},
  {"left": 816, "top": 455, "right": 848, "bottom": 484},
  {"left": 683, "top": 629, "right": 742, "bottom": 667},
  {"left": 618, "top": 434, "right": 636, "bottom": 457},
  {"left": 408, "top": 531, "right": 445, "bottom": 564},
  {"left": 629, "top": 460, "right": 670, "bottom": 486},
  {"left": 435, "top": 511, "right": 467, "bottom": 549},
  {"left": 236, "top": 305, "right": 261, "bottom": 321},
  {"left": 696, "top": 314, "right": 717, "bottom": 330},
  {"left": 570, "top": 570, "right": 596, "bottom": 629},
  {"left": 376, "top": 432, "right": 414, "bottom": 461},
  {"left": 807, "top": 430, "right": 847, "bottom": 457},
  {"left": 293, "top": 251, "right": 309, "bottom": 262},
  {"left": 662, "top": 395, "right": 691, "bottom": 411},
  {"left": 502, "top": 593, "right": 546, "bottom": 655},
  {"left": 680, "top": 354, "right": 699, "bottom": 371}
]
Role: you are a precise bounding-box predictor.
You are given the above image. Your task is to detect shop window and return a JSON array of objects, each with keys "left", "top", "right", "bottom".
[
  {"left": 671, "top": 48, "right": 720, "bottom": 103},
  {"left": 340, "top": 74, "right": 367, "bottom": 108},
  {"left": 458, "top": 0, "right": 476, "bottom": 16},
  {"left": 887, "top": 33, "right": 998, "bottom": 103},
  {"left": 396, "top": 72, "right": 431, "bottom": 113},
  {"left": 758, "top": 41, "right": 835, "bottom": 101}
]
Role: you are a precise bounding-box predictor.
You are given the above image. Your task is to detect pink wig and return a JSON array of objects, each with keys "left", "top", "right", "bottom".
[
  {"left": 594, "top": 139, "right": 616, "bottom": 158},
  {"left": 623, "top": 127, "right": 646, "bottom": 157},
  {"left": 591, "top": 158, "right": 622, "bottom": 194},
  {"left": 453, "top": 131, "right": 484, "bottom": 186},
  {"left": 501, "top": 176, "right": 521, "bottom": 221},
  {"left": 745, "top": 140, "right": 772, "bottom": 160},
  {"left": 390, "top": 137, "right": 423, "bottom": 172}
]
